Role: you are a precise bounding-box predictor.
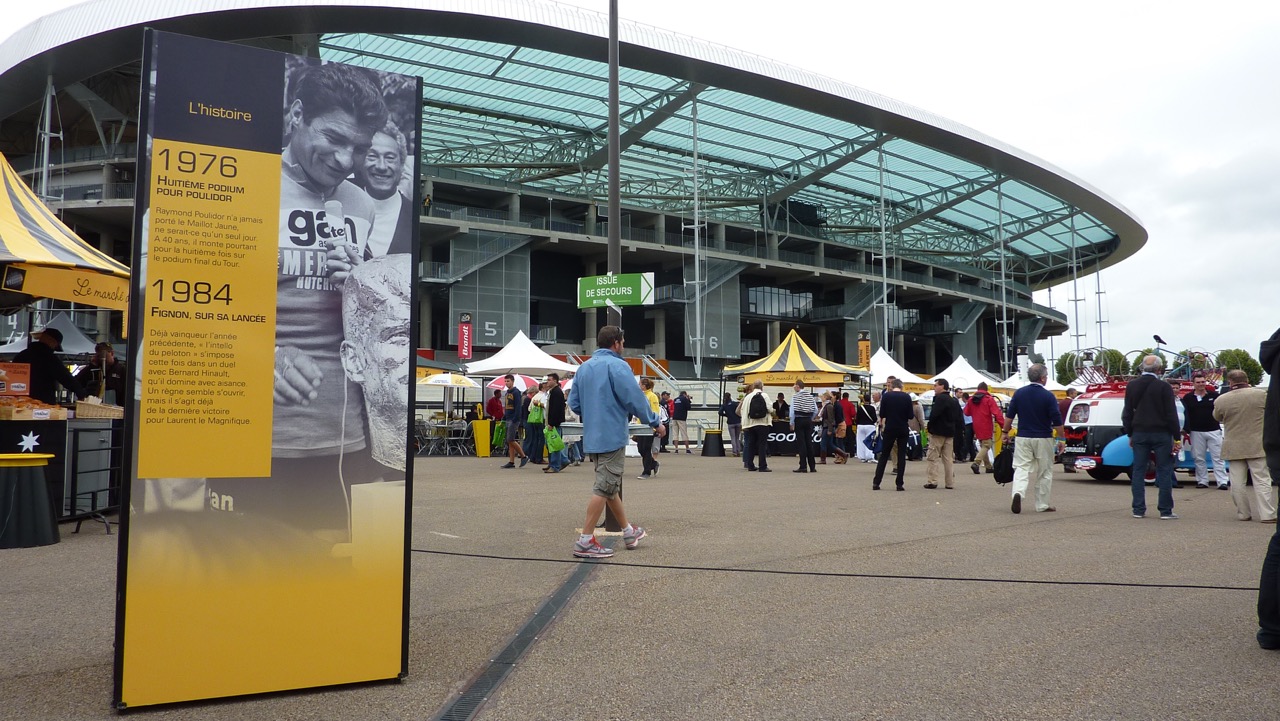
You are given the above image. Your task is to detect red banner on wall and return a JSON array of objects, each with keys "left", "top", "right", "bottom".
[{"left": 458, "top": 313, "right": 472, "bottom": 359}]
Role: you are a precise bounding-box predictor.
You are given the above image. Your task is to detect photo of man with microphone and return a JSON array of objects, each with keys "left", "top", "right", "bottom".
[{"left": 206, "top": 60, "right": 414, "bottom": 540}]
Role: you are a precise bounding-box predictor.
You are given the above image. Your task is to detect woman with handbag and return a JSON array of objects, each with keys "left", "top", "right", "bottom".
[
  {"left": 543, "top": 374, "right": 568, "bottom": 473},
  {"left": 522, "top": 386, "right": 546, "bottom": 465},
  {"left": 819, "top": 392, "right": 850, "bottom": 464}
]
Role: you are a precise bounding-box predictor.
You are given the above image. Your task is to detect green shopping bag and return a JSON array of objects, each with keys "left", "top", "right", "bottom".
[
  {"left": 493, "top": 421, "right": 507, "bottom": 446},
  {"left": 545, "top": 425, "right": 566, "bottom": 453},
  {"left": 528, "top": 404, "right": 545, "bottom": 424}
]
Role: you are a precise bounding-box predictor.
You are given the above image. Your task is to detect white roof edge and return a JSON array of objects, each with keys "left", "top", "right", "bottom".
[{"left": 0, "top": 0, "right": 1143, "bottom": 242}]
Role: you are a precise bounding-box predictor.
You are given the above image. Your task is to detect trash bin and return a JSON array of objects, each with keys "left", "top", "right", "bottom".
[
  {"left": 701, "top": 429, "right": 725, "bottom": 457},
  {"left": 470, "top": 420, "right": 491, "bottom": 457},
  {"left": 0, "top": 453, "right": 58, "bottom": 548}
]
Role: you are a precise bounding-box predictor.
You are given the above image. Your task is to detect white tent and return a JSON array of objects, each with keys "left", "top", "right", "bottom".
[
  {"left": 869, "top": 348, "right": 932, "bottom": 388},
  {"left": 0, "top": 311, "right": 98, "bottom": 355},
  {"left": 998, "top": 371, "right": 1071, "bottom": 394},
  {"left": 463, "top": 330, "right": 577, "bottom": 376},
  {"left": 931, "top": 355, "right": 1004, "bottom": 391}
]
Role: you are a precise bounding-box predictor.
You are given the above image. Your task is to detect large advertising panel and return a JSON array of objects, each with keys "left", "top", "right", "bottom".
[{"left": 115, "top": 31, "right": 420, "bottom": 708}]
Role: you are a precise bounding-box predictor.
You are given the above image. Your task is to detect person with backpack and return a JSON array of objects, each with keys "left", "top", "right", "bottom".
[{"left": 738, "top": 380, "right": 773, "bottom": 472}]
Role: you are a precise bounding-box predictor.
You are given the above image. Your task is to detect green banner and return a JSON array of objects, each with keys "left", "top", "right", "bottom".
[{"left": 577, "top": 272, "right": 654, "bottom": 308}]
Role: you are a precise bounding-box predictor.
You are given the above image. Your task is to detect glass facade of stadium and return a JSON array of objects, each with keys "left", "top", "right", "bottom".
[{"left": 0, "top": 6, "right": 1144, "bottom": 379}]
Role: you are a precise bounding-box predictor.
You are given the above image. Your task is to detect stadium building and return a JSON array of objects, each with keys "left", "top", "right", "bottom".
[{"left": 0, "top": 0, "right": 1145, "bottom": 378}]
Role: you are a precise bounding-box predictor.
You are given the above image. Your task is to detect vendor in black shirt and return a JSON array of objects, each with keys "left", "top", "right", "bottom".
[{"left": 13, "top": 328, "right": 87, "bottom": 405}]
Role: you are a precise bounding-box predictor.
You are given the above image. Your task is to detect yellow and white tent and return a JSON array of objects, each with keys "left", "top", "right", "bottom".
[
  {"left": 0, "top": 152, "right": 129, "bottom": 311},
  {"left": 722, "top": 329, "right": 866, "bottom": 386}
]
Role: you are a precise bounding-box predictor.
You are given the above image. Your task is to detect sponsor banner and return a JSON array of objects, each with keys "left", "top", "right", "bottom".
[
  {"left": 458, "top": 313, "right": 472, "bottom": 360},
  {"left": 116, "top": 30, "right": 419, "bottom": 708},
  {"left": 762, "top": 421, "right": 822, "bottom": 456}
]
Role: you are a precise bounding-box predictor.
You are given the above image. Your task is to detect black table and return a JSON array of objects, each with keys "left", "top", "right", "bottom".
[{"left": 0, "top": 453, "right": 58, "bottom": 548}]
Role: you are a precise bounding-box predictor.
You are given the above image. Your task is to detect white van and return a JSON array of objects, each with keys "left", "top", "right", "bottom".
[{"left": 1062, "top": 381, "right": 1200, "bottom": 481}]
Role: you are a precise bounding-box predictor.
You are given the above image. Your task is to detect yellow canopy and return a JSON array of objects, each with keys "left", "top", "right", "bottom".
[
  {"left": 0, "top": 153, "right": 130, "bottom": 310},
  {"left": 723, "top": 329, "right": 867, "bottom": 385}
]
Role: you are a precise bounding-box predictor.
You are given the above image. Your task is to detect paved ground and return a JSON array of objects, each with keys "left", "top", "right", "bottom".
[{"left": 3, "top": 451, "right": 1276, "bottom": 720}]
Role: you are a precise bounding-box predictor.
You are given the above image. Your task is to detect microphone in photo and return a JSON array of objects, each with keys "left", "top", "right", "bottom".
[{"left": 324, "top": 200, "right": 346, "bottom": 250}]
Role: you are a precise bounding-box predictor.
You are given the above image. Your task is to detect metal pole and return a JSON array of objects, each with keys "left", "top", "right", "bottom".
[
  {"left": 606, "top": 0, "right": 622, "bottom": 327},
  {"left": 603, "top": 0, "right": 623, "bottom": 534},
  {"left": 998, "top": 184, "right": 1009, "bottom": 379},
  {"left": 878, "top": 139, "right": 889, "bottom": 353},
  {"left": 1046, "top": 285, "right": 1055, "bottom": 371},
  {"left": 1094, "top": 243, "right": 1107, "bottom": 348},
  {"left": 40, "top": 75, "right": 53, "bottom": 200},
  {"left": 689, "top": 98, "right": 703, "bottom": 378},
  {"left": 1069, "top": 214, "right": 1083, "bottom": 354}
]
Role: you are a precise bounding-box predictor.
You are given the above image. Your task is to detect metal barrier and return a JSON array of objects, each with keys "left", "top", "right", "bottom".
[{"left": 63, "top": 421, "right": 124, "bottom": 534}]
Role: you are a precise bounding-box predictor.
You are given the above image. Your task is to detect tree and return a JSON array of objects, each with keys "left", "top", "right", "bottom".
[
  {"left": 1216, "top": 349, "right": 1265, "bottom": 386},
  {"left": 1055, "top": 352, "right": 1077, "bottom": 386},
  {"left": 1098, "top": 348, "right": 1130, "bottom": 377}
]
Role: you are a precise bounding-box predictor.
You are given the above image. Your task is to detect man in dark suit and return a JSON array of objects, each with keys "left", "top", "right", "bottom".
[
  {"left": 1122, "top": 354, "right": 1183, "bottom": 519},
  {"left": 872, "top": 379, "right": 913, "bottom": 491},
  {"left": 924, "top": 378, "right": 964, "bottom": 489},
  {"left": 1256, "top": 327, "right": 1280, "bottom": 649}
]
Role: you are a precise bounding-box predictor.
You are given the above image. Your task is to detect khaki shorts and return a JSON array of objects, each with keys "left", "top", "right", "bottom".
[{"left": 590, "top": 447, "right": 626, "bottom": 498}]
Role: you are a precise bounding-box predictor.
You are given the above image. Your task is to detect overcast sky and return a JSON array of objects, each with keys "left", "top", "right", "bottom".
[{"left": 6, "top": 0, "right": 1278, "bottom": 363}]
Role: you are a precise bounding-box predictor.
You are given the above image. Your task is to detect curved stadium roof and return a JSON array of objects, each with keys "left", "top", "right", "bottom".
[{"left": 0, "top": 0, "right": 1144, "bottom": 291}]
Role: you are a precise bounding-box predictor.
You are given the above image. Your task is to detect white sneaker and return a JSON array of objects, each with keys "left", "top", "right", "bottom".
[{"left": 573, "top": 536, "right": 614, "bottom": 558}]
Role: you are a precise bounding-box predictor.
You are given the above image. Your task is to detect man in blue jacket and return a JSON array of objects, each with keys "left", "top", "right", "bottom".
[
  {"left": 1003, "top": 364, "right": 1065, "bottom": 514},
  {"left": 567, "top": 326, "right": 666, "bottom": 559}
]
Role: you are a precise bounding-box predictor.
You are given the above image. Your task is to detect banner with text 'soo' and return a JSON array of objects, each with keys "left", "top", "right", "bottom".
[{"left": 115, "top": 30, "right": 419, "bottom": 708}]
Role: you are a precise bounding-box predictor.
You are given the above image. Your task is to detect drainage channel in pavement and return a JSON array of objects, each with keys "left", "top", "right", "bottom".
[{"left": 431, "top": 536, "right": 616, "bottom": 721}]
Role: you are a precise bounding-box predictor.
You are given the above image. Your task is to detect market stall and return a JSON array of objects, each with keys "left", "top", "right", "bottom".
[
  {"left": 0, "top": 152, "right": 130, "bottom": 539},
  {"left": 721, "top": 329, "right": 866, "bottom": 456}
]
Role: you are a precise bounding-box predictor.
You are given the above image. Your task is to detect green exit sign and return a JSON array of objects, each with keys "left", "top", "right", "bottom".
[{"left": 577, "top": 272, "right": 655, "bottom": 309}]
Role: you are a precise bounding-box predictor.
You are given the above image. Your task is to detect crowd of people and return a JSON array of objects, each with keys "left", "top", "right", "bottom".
[{"left": 469, "top": 331, "right": 1280, "bottom": 654}]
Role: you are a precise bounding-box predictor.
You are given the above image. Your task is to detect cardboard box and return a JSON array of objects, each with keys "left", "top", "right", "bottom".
[
  {"left": 0, "top": 362, "right": 32, "bottom": 396},
  {"left": 0, "top": 405, "right": 68, "bottom": 421}
]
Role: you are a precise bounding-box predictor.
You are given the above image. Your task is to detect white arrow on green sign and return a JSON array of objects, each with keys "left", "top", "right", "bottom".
[{"left": 577, "top": 272, "right": 655, "bottom": 309}]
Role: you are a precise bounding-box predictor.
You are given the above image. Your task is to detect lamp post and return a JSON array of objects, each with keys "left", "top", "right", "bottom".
[{"left": 606, "top": 0, "right": 621, "bottom": 327}]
